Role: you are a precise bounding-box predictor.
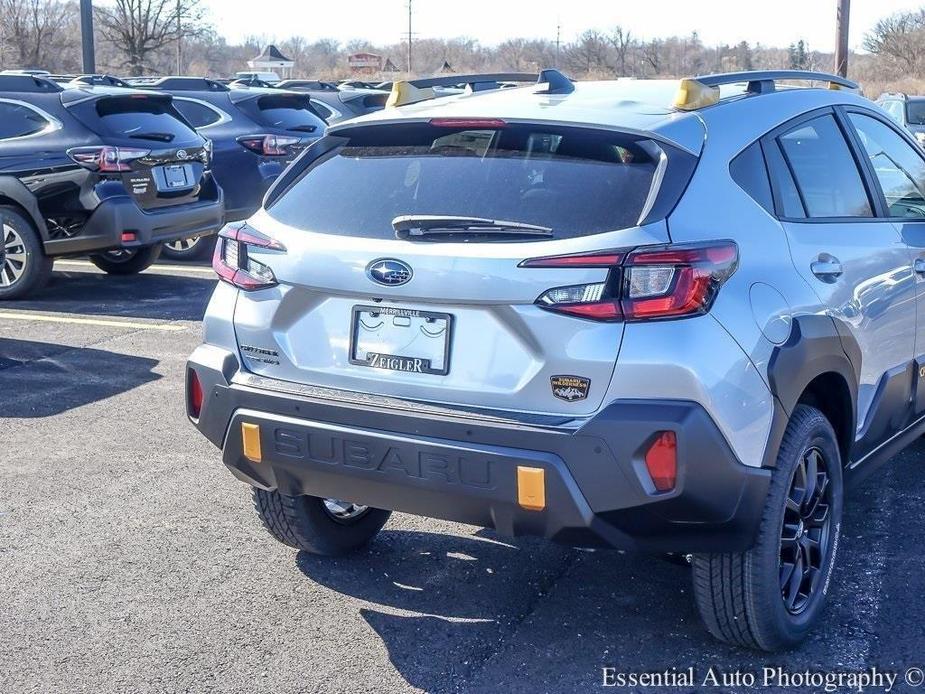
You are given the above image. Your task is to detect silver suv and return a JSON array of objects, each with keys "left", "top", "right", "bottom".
[{"left": 187, "top": 70, "right": 925, "bottom": 651}]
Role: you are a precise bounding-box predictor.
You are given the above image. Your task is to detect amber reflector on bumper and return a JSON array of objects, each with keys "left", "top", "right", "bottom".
[
  {"left": 242, "top": 423, "right": 262, "bottom": 463},
  {"left": 517, "top": 466, "right": 546, "bottom": 511}
]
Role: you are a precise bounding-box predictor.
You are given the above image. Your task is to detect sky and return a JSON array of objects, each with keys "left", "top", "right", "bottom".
[{"left": 204, "top": 0, "right": 924, "bottom": 52}]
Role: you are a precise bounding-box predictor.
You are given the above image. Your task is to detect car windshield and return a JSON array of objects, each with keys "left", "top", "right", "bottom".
[
  {"left": 268, "top": 123, "right": 663, "bottom": 240},
  {"left": 907, "top": 100, "right": 925, "bottom": 125}
]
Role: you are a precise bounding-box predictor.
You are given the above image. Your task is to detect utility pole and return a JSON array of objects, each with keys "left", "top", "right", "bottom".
[
  {"left": 835, "top": 0, "right": 850, "bottom": 77},
  {"left": 176, "top": 0, "right": 182, "bottom": 74},
  {"left": 406, "top": 0, "right": 413, "bottom": 74},
  {"left": 555, "top": 20, "right": 561, "bottom": 68},
  {"left": 79, "top": 0, "right": 95, "bottom": 74}
]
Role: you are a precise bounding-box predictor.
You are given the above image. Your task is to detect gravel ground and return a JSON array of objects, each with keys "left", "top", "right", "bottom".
[{"left": 1, "top": 261, "right": 924, "bottom": 694}]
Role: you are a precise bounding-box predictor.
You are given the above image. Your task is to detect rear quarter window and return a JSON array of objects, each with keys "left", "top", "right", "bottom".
[
  {"left": 267, "top": 123, "right": 674, "bottom": 240},
  {"left": 0, "top": 102, "right": 51, "bottom": 139},
  {"left": 174, "top": 100, "right": 223, "bottom": 129},
  {"left": 730, "top": 142, "right": 773, "bottom": 213}
]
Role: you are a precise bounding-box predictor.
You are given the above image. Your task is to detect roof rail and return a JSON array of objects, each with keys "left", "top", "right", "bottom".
[
  {"left": 128, "top": 76, "right": 230, "bottom": 92},
  {"left": 0, "top": 74, "right": 64, "bottom": 93},
  {"left": 70, "top": 74, "right": 132, "bottom": 88},
  {"left": 674, "top": 70, "right": 860, "bottom": 111}
]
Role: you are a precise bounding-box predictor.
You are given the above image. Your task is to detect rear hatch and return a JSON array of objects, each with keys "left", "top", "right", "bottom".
[
  {"left": 230, "top": 92, "right": 324, "bottom": 163},
  {"left": 229, "top": 119, "right": 695, "bottom": 416},
  {"left": 65, "top": 91, "right": 211, "bottom": 210}
]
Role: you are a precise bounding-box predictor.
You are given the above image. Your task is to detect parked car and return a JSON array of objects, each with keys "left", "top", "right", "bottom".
[
  {"left": 0, "top": 74, "right": 223, "bottom": 298},
  {"left": 274, "top": 80, "right": 389, "bottom": 123},
  {"left": 127, "top": 77, "right": 326, "bottom": 260},
  {"left": 186, "top": 68, "right": 925, "bottom": 651},
  {"left": 876, "top": 92, "right": 925, "bottom": 147}
]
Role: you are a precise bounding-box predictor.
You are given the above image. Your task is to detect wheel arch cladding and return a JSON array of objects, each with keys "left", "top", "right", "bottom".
[
  {"left": 766, "top": 315, "right": 858, "bottom": 465},
  {"left": 0, "top": 178, "right": 49, "bottom": 241}
]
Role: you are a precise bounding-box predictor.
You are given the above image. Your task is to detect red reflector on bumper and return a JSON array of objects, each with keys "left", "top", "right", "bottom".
[
  {"left": 121, "top": 232, "right": 137, "bottom": 242},
  {"left": 645, "top": 431, "right": 677, "bottom": 492},
  {"left": 188, "top": 369, "right": 203, "bottom": 418}
]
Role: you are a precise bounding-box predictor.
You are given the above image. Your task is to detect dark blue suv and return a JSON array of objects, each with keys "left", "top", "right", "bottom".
[
  {"left": 128, "top": 77, "right": 326, "bottom": 259},
  {"left": 0, "top": 74, "right": 224, "bottom": 299}
]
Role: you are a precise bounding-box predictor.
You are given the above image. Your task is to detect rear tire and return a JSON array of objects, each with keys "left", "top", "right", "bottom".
[
  {"left": 691, "top": 405, "right": 843, "bottom": 651},
  {"left": 89, "top": 244, "right": 162, "bottom": 275},
  {"left": 252, "top": 488, "right": 391, "bottom": 556},
  {"left": 161, "top": 235, "right": 215, "bottom": 262},
  {"left": 0, "top": 206, "right": 52, "bottom": 300}
]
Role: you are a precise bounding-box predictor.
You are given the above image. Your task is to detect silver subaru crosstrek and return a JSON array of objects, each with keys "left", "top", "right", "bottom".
[{"left": 186, "top": 69, "right": 925, "bottom": 650}]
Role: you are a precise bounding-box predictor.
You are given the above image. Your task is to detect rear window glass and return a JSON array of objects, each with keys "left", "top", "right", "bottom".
[
  {"left": 249, "top": 95, "right": 324, "bottom": 133},
  {"left": 0, "top": 102, "right": 50, "bottom": 139},
  {"left": 907, "top": 100, "right": 925, "bottom": 126},
  {"left": 94, "top": 97, "right": 198, "bottom": 143},
  {"left": 268, "top": 124, "right": 661, "bottom": 240}
]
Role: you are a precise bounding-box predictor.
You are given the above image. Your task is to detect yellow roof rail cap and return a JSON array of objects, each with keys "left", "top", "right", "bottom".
[
  {"left": 386, "top": 81, "right": 436, "bottom": 108},
  {"left": 674, "top": 78, "right": 720, "bottom": 111}
]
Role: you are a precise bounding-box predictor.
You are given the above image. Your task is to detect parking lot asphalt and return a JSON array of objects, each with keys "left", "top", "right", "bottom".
[{"left": 2, "top": 261, "right": 925, "bottom": 694}]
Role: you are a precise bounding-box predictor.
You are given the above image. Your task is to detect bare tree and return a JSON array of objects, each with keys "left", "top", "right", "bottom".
[
  {"left": 565, "top": 30, "right": 610, "bottom": 76},
  {"left": 0, "top": 0, "right": 77, "bottom": 70},
  {"left": 94, "top": 0, "right": 206, "bottom": 75},
  {"left": 609, "top": 26, "right": 634, "bottom": 76},
  {"left": 863, "top": 9, "right": 925, "bottom": 73}
]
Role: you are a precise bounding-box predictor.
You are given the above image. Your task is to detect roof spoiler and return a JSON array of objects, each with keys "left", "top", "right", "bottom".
[
  {"left": 128, "top": 76, "right": 230, "bottom": 92},
  {"left": 0, "top": 74, "right": 63, "bottom": 93},
  {"left": 386, "top": 69, "right": 573, "bottom": 107},
  {"left": 674, "top": 70, "right": 860, "bottom": 111}
]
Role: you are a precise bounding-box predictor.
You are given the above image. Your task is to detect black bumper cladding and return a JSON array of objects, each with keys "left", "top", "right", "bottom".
[{"left": 190, "top": 354, "right": 771, "bottom": 553}]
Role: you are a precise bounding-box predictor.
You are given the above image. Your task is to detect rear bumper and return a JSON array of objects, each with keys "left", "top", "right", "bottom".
[
  {"left": 187, "top": 346, "right": 771, "bottom": 553},
  {"left": 44, "top": 190, "right": 225, "bottom": 256}
]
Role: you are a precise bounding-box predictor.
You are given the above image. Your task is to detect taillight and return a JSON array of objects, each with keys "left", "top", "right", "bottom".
[
  {"left": 645, "top": 431, "right": 677, "bottom": 492},
  {"left": 188, "top": 369, "right": 204, "bottom": 419},
  {"left": 212, "top": 222, "right": 286, "bottom": 291},
  {"left": 236, "top": 134, "right": 300, "bottom": 156},
  {"left": 67, "top": 146, "right": 150, "bottom": 172},
  {"left": 524, "top": 241, "right": 737, "bottom": 322}
]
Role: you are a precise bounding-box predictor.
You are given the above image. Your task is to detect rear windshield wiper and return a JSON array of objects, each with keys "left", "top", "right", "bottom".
[
  {"left": 287, "top": 124, "right": 317, "bottom": 133},
  {"left": 129, "top": 132, "right": 175, "bottom": 143},
  {"left": 392, "top": 215, "right": 553, "bottom": 240}
]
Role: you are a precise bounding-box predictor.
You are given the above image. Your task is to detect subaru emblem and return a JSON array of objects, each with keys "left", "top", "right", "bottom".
[
  {"left": 367, "top": 259, "right": 413, "bottom": 286},
  {"left": 176, "top": 149, "right": 189, "bottom": 160}
]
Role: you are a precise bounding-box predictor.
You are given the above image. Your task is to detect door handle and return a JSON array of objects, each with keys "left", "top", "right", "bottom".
[
  {"left": 811, "top": 256, "right": 843, "bottom": 279},
  {"left": 915, "top": 258, "right": 925, "bottom": 275}
]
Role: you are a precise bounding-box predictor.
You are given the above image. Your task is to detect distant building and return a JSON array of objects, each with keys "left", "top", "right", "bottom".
[
  {"left": 348, "top": 52, "right": 382, "bottom": 75},
  {"left": 248, "top": 45, "right": 294, "bottom": 80},
  {"left": 382, "top": 58, "right": 401, "bottom": 73}
]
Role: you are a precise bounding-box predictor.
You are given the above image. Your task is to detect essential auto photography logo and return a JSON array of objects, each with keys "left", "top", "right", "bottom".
[{"left": 601, "top": 665, "right": 921, "bottom": 692}]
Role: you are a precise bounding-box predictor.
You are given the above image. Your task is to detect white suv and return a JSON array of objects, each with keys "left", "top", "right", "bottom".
[{"left": 187, "top": 70, "right": 925, "bottom": 650}]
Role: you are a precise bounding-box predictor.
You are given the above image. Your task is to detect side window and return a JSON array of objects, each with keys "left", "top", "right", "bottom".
[
  {"left": 777, "top": 114, "right": 873, "bottom": 218},
  {"left": 0, "top": 102, "right": 50, "bottom": 139},
  {"left": 765, "top": 139, "right": 806, "bottom": 218},
  {"left": 174, "top": 100, "right": 221, "bottom": 129},
  {"left": 730, "top": 142, "right": 774, "bottom": 213},
  {"left": 849, "top": 112, "right": 925, "bottom": 218}
]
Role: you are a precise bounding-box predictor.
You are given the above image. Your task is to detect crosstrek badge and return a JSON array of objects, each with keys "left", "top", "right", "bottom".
[{"left": 550, "top": 375, "right": 591, "bottom": 402}]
